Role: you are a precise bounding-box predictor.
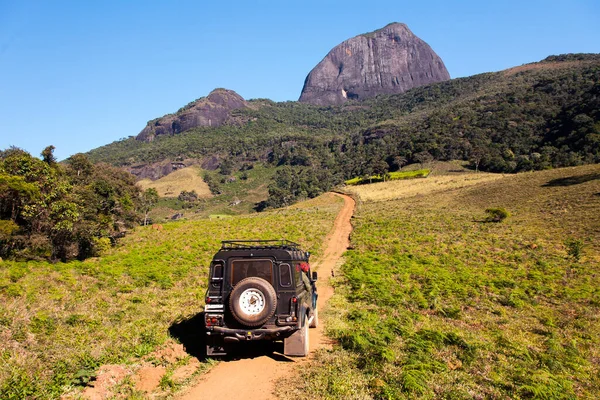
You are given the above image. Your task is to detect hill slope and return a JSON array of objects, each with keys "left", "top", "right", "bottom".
[{"left": 279, "top": 164, "right": 600, "bottom": 399}]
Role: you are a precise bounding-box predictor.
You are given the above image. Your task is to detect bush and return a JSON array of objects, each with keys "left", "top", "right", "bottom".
[
  {"left": 565, "top": 238, "right": 584, "bottom": 262},
  {"left": 484, "top": 207, "right": 510, "bottom": 222}
]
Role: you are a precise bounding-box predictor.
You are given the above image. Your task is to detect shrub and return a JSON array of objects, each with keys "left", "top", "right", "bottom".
[
  {"left": 484, "top": 207, "right": 510, "bottom": 222},
  {"left": 565, "top": 238, "right": 584, "bottom": 262}
]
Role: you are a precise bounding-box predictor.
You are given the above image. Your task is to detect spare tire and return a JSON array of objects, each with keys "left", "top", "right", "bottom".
[{"left": 229, "top": 277, "right": 277, "bottom": 327}]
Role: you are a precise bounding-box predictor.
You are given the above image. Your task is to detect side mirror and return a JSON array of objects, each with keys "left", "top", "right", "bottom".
[{"left": 311, "top": 271, "right": 318, "bottom": 281}]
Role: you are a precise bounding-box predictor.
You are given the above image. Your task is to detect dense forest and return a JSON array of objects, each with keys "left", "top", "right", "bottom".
[
  {"left": 85, "top": 55, "right": 600, "bottom": 207},
  {"left": 0, "top": 147, "right": 154, "bottom": 261}
]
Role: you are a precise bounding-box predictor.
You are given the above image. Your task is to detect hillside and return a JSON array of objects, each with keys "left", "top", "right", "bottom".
[
  {"left": 88, "top": 54, "right": 599, "bottom": 181},
  {"left": 280, "top": 164, "right": 600, "bottom": 399},
  {"left": 137, "top": 166, "right": 211, "bottom": 198}
]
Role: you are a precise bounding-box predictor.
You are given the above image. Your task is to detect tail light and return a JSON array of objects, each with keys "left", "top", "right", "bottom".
[{"left": 205, "top": 314, "right": 223, "bottom": 327}]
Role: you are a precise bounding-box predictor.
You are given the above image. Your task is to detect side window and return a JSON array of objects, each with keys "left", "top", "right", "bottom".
[{"left": 279, "top": 263, "right": 292, "bottom": 287}]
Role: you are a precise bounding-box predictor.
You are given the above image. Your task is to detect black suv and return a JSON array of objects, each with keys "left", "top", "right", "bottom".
[{"left": 204, "top": 240, "right": 318, "bottom": 357}]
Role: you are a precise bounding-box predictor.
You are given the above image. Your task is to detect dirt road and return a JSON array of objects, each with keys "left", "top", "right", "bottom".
[{"left": 177, "top": 193, "right": 355, "bottom": 400}]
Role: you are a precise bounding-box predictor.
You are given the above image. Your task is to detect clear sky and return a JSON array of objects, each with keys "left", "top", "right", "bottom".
[{"left": 1, "top": 0, "right": 599, "bottom": 161}]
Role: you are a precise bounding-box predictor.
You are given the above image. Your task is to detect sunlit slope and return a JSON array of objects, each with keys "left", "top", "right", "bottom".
[
  {"left": 281, "top": 164, "right": 600, "bottom": 399},
  {"left": 0, "top": 193, "right": 344, "bottom": 399},
  {"left": 137, "top": 166, "right": 212, "bottom": 197}
]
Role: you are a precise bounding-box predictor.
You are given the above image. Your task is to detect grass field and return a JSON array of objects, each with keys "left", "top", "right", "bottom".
[
  {"left": 279, "top": 164, "right": 600, "bottom": 399},
  {"left": 0, "top": 193, "right": 344, "bottom": 399},
  {"left": 137, "top": 166, "right": 212, "bottom": 198},
  {"left": 345, "top": 169, "right": 431, "bottom": 186},
  {"left": 345, "top": 171, "right": 504, "bottom": 203}
]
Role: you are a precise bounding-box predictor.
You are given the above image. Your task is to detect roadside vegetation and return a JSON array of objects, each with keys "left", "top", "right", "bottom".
[
  {"left": 279, "top": 164, "right": 600, "bottom": 399},
  {"left": 0, "top": 193, "right": 344, "bottom": 399}
]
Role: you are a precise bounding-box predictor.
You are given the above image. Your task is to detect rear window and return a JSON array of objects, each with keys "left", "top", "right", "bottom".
[{"left": 231, "top": 259, "right": 273, "bottom": 285}]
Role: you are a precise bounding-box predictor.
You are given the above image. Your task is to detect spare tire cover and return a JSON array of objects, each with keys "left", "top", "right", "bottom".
[{"left": 229, "top": 277, "right": 277, "bottom": 327}]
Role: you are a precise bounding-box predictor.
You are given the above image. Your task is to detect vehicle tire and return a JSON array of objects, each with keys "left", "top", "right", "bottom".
[
  {"left": 229, "top": 277, "right": 277, "bottom": 327},
  {"left": 309, "top": 307, "right": 319, "bottom": 328}
]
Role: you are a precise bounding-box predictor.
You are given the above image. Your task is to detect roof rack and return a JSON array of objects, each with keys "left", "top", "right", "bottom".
[{"left": 220, "top": 239, "right": 303, "bottom": 251}]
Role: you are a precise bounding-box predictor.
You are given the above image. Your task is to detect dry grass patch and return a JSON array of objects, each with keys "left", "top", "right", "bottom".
[
  {"left": 345, "top": 171, "right": 504, "bottom": 203},
  {"left": 137, "top": 166, "right": 211, "bottom": 198}
]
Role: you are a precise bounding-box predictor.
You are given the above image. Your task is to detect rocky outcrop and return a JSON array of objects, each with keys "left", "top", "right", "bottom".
[
  {"left": 136, "top": 88, "right": 247, "bottom": 142},
  {"left": 299, "top": 23, "right": 450, "bottom": 106}
]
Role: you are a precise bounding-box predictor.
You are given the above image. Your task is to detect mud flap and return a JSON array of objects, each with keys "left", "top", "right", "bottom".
[
  {"left": 206, "top": 335, "right": 227, "bottom": 356},
  {"left": 283, "top": 316, "right": 309, "bottom": 357}
]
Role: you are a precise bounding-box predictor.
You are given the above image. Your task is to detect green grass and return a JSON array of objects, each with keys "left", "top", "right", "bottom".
[
  {"left": 0, "top": 193, "right": 344, "bottom": 399},
  {"left": 345, "top": 169, "right": 430, "bottom": 186},
  {"left": 279, "top": 164, "right": 600, "bottom": 399}
]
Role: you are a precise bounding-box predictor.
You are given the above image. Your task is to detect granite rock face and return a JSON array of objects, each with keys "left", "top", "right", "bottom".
[
  {"left": 299, "top": 23, "right": 450, "bottom": 106},
  {"left": 136, "top": 88, "right": 247, "bottom": 142}
]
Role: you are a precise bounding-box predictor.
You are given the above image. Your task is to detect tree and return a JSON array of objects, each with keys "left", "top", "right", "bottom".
[
  {"left": 66, "top": 153, "right": 93, "bottom": 179},
  {"left": 414, "top": 151, "right": 433, "bottom": 169},
  {"left": 41, "top": 145, "right": 57, "bottom": 166},
  {"left": 392, "top": 155, "right": 407, "bottom": 171},
  {"left": 140, "top": 188, "right": 159, "bottom": 226},
  {"left": 372, "top": 160, "right": 389, "bottom": 181}
]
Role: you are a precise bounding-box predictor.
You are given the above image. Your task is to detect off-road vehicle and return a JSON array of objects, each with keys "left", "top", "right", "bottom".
[{"left": 204, "top": 240, "right": 318, "bottom": 357}]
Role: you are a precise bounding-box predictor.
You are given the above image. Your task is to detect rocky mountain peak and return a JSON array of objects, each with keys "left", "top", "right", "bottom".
[
  {"left": 298, "top": 22, "right": 450, "bottom": 106},
  {"left": 136, "top": 88, "right": 247, "bottom": 142}
]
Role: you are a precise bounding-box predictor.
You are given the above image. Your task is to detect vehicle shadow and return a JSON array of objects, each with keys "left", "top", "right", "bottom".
[
  {"left": 168, "top": 312, "right": 208, "bottom": 361},
  {"left": 542, "top": 173, "right": 600, "bottom": 187},
  {"left": 168, "top": 312, "right": 294, "bottom": 363}
]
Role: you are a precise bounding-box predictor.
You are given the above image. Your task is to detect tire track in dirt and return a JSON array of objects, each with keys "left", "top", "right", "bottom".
[{"left": 177, "top": 193, "right": 355, "bottom": 400}]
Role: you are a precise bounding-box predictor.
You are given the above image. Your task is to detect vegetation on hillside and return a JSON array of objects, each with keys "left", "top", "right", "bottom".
[
  {"left": 279, "top": 164, "right": 600, "bottom": 399},
  {"left": 0, "top": 147, "right": 146, "bottom": 261},
  {"left": 88, "top": 55, "right": 600, "bottom": 208},
  {"left": 0, "top": 193, "right": 344, "bottom": 399}
]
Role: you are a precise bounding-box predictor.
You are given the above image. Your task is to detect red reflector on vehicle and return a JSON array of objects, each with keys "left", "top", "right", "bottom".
[
  {"left": 211, "top": 317, "right": 217, "bottom": 323},
  {"left": 206, "top": 297, "right": 211, "bottom": 303},
  {"left": 292, "top": 297, "right": 297, "bottom": 303}
]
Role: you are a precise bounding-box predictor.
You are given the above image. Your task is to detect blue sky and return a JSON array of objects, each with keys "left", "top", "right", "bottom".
[{"left": 1, "top": 0, "right": 599, "bottom": 161}]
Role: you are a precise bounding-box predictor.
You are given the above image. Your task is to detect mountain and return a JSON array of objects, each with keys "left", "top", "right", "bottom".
[
  {"left": 87, "top": 54, "right": 600, "bottom": 196},
  {"left": 298, "top": 23, "right": 450, "bottom": 106},
  {"left": 136, "top": 88, "right": 247, "bottom": 142}
]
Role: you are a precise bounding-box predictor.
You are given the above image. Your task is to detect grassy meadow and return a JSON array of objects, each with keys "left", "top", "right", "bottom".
[
  {"left": 280, "top": 164, "right": 600, "bottom": 399},
  {"left": 0, "top": 193, "right": 343, "bottom": 399}
]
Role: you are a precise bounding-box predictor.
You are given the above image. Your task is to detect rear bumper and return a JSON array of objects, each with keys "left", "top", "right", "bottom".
[{"left": 207, "top": 325, "right": 296, "bottom": 341}]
